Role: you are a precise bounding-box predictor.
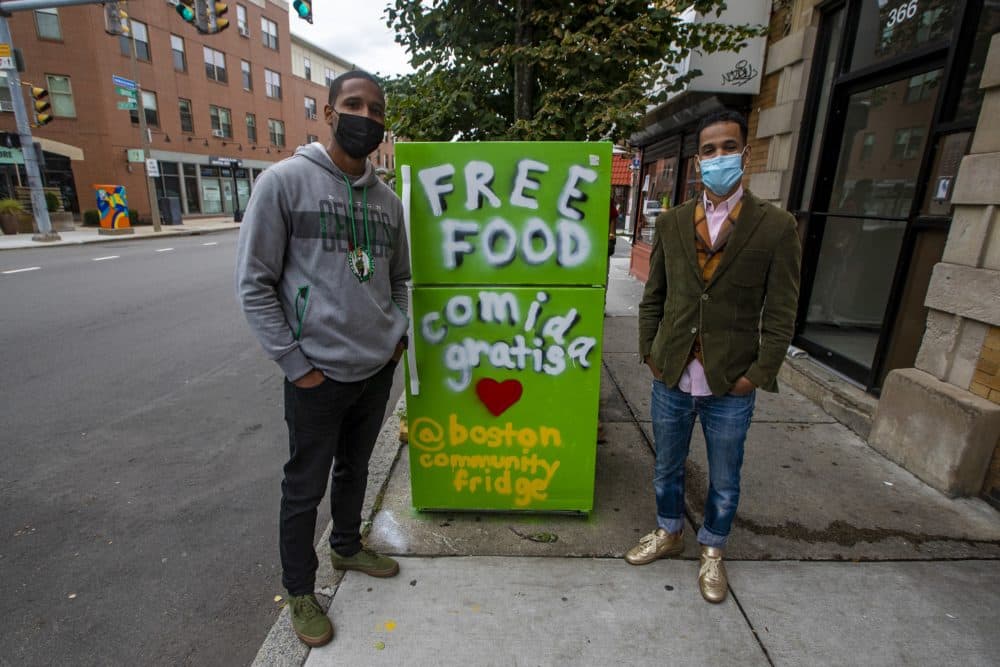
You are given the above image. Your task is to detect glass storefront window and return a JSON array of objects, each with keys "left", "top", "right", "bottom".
[
  {"left": 952, "top": 4, "right": 1000, "bottom": 125},
  {"left": 802, "top": 216, "right": 908, "bottom": 369},
  {"left": 800, "top": 7, "right": 846, "bottom": 210},
  {"left": 201, "top": 179, "right": 222, "bottom": 214},
  {"left": 183, "top": 163, "right": 200, "bottom": 214},
  {"left": 851, "top": 0, "right": 954, "bottom": 71},
  {"left": 827, "top": 69, "right": 941, "bottom": 219}
]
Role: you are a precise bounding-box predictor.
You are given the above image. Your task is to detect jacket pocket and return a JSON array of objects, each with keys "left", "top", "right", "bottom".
[
  {"left": 729, "top": 249, "right": 771, "bottom": 287},
  {"left": 293, "top": 285, "right": 311, "bottom": 341}
]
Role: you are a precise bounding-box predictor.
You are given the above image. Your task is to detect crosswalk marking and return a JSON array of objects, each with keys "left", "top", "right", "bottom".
[
  {"left": 2, "top": 266, "right": 41, "bottom": 274},
  {"left": 92, "top": 256, "right": 120, "bottom": 261}
]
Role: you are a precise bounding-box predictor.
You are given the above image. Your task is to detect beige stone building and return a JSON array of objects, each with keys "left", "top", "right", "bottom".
[{"left": 629, "top": 0, "right": 1000, "bottom": 508}]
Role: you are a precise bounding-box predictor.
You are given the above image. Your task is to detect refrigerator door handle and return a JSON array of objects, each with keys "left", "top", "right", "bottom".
[
  {"left": 407, "top": 282, "right": 419, "bottom": 396},
  {"left": 401, "top": 164, "right": 420, "bottom": 395}
]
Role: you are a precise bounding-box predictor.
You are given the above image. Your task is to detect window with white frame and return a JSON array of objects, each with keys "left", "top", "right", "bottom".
[
  {"left": 204, "top": 47, "right": 227, "bottom": 83},
  {"left": 35, "top": 8, "right": 61, "bottom": 40},
  {"left": 45, "top": 74, "right": 76, "bottom": 117},
  {"left": 241, "top": 60, "right": 252, "bottom": 91},
  {"left": 305, "top": 97, "right": 317, "bottom": 120},
  {"left": 265, "top": 69, "right": 281, "bottom": 100},
  {"left": 236, "top": 4, "right": 249, "bottom": 37},
  {"left": 268, "top": 118, "right": 285, "bottom": 147},
  {"left": 171, "top": 35, "right": 186, "bottom": 72},
  {"left": 0, "top": 73, "right": 12, "bottom": 112},
  {"left": 120, "top": 20, "right": 151, "bottom": 61},
  {"left": 210, "top": 105, "right": 233, "bottom": 138},
  {"left": 303, "top": 57, "right": 311, "bottom": 81},
  {"left": 130, "top": 90, "right": 158, "bottom": 127},
  {"left": 261, "top": 17, "right": 278, "bottom": 50},
  {"left": 324, "top": 67, "right": 336, "bottom": 88}
]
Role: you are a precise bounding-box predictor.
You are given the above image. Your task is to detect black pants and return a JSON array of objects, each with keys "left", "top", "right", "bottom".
[{"left": 280, "top": 361, "right": 395, "bottom": 595}]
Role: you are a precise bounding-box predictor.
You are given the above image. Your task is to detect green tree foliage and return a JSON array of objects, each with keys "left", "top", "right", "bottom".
[{"left": 384, "top": 1, "right": 764, "bottom": 142}]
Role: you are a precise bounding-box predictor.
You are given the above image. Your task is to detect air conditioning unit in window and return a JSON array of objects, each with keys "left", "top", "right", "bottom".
[
  {"left": 0, "top": 101, "right": 13, "bottom": 112},
  {"left": 308, "top": 112, "right": 316, "bottom": 120},
  {"left": 238, "top": 24, "right": 249, "bottom": 37},
  {"left": 211, "top": 129, "right": 225, "bottom": 138}
]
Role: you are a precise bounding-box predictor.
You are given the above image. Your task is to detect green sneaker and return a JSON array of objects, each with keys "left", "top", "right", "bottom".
[
  {"left": 287, "top": 594, "right": 333, "bottom": 647},
  {"left": 330, "top": 547, "right": 399, "bottom": 578}
]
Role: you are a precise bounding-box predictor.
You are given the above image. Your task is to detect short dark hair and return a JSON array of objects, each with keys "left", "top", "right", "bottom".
[
  {"left": 328, "top": 70, "right": 384, "bottom": 106},
  {"left": 697, "top": 110, "right": 748, "bottom": 146}
]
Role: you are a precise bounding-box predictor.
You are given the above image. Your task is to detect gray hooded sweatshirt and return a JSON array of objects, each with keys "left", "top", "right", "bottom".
[{"left": 235, "top": 142, "right": 410, "bottom": 383}]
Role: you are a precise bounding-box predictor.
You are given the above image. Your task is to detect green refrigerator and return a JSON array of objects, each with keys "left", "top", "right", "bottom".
[{"left": 397, "top": 142, "right": 611, "bottom": 512}]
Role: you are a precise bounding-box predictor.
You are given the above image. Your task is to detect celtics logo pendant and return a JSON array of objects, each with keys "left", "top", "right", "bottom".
[{"left": 348, "top": 247, "right": 374, "bottom": 283}]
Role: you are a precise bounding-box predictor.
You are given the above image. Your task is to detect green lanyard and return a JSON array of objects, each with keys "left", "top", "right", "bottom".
[{"left": 343, "top": 176, "right": 374, "bottom": 283}]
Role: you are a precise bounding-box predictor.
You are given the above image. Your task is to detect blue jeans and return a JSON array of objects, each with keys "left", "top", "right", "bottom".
[{"left": 650, "top": 380, "right": 755, "bottom": 549}]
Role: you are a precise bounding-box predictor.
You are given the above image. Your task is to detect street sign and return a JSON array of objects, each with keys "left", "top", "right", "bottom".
[
  {"left": 145, "top": 159, "right": 160, "bottom": 177},
  {"left": 631, "top": 157, "right": 641, "bottom": 170},
  {"left": 127, "top": 148, "right": 145, "bottom": 162},
  {"left": 115, "top": 86, "right": 137, "bottom": 98},
  {"left": 117, "top": 100, "right": 138, "bottom": 110},
  {"left": 209, "top": 155, "right": 242, "bottom": 167},
  {"left": 0, "top": 44, "right": 13, "bottom": 70},
  {"left": 112, "top": 74, "right": 137, "bottom": 90}
]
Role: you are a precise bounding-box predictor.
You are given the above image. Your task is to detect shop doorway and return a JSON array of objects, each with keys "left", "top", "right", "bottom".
[{"left": 790, "top": 0, "right": 996, "bottom": 392}]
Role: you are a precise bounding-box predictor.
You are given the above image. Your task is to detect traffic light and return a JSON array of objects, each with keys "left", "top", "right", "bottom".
[
  {"left": 31, "top": 86, "right": 53, "bottom": 127},
  {"left": 104, "top": 1, "right": 130, "bottom": 36},
  {"left": 175, "top": 0, "right": 201, "bottom": 31},
  {"left": 292, "top": 0, "right": 312, "bottom": 24},
  {"left": 209, "top": 3, "right": 229, "bottom": 33}
]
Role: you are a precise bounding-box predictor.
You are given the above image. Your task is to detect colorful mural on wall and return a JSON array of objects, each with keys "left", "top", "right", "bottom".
[
  {"left": 93, "top": 184, "right": 130, "bottom": 229},
  {"left": 398, "top": 142, "right": 612, "bottom": 513}
]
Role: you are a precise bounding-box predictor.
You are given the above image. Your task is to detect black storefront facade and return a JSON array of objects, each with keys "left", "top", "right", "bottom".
[{"left": 788, "top": 0, "right": 1000, "bottom": 393}]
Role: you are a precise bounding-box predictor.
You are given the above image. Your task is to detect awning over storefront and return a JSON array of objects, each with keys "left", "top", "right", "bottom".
[
  {"left": 629, "top": 91, "right": 748, "bottom": 147},
  {"left": 36, "top": 137, "right": 84, "bottom": 161}
]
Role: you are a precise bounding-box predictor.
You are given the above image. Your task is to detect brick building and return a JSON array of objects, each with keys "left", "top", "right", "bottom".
[{"left": 0, "top": 0, "right": 392, "bottom": 220}]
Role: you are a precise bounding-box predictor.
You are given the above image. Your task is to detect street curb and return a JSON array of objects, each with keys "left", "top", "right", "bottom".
[
  {"left": 251, "top": 396, "right": 407, "bottom": 667},
  {"left": 0, "top": 224, "right": 241, "bottom": 251}
]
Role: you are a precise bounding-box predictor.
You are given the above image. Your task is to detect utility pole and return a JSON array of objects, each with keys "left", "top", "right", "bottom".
[
  {"left": 123, "top": 0, "right": 161, "bottom": 232},
  {"left": 0, "top": 14, "right": 57, "bottom": 240}
]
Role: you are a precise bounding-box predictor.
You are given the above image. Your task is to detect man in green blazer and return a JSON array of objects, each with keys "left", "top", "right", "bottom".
[{"left": 628, "top": 110, "right": 801, "bottom": 603}]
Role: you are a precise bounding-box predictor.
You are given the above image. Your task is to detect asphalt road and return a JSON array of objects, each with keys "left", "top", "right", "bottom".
[{"left": 0, "top": 232, "right": 403, "bottom": 666}]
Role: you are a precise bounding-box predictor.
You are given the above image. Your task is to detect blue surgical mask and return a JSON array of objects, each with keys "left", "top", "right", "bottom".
[{"left": 699, "top": 150, "right": 746, "bottom": 196}]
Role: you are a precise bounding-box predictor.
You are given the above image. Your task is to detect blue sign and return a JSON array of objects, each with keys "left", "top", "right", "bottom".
[
  {"left": 631, "top": 157, "right": 641, "bottom": 170},
  {"left": 112, "top": 74, "right": 136, "bottom": 90}
]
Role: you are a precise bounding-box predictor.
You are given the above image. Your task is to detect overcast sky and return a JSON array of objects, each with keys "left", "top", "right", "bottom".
[{"left": 288, "top": 2, "right": 415, "bottom": 77}]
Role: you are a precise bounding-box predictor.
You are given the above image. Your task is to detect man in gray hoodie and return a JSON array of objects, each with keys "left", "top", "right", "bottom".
[{"left": 236, "top": 71, "right": 409, "bottom": 647}]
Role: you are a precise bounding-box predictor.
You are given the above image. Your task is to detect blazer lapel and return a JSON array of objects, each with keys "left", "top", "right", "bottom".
[
  {"left": 706, "top": 192, "right": 766, "bottom": 288},
  {"left": 674, "top": 199, "right": 703, "bottom": 284}
]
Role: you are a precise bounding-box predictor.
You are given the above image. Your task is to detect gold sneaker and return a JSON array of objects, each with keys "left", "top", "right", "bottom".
[
  {"left": 625, "top": 528, "right": 683, "bottom": 565},
  {"left": 698, "top": 546, "right": 728, "bottom": 603}
]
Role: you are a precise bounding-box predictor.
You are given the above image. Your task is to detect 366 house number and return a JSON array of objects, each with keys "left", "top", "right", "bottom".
[{"left": 886, "top": 0, "right": 920, "bottom": 27}]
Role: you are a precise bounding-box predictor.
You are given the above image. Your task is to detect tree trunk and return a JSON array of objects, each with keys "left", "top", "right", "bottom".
[{"left": 514, "top": 0, "right": 534, "bottom": 122}]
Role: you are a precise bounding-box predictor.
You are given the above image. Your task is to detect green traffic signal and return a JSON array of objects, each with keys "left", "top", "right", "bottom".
[
  {"left": 176, "top": 5, "right": 194, "bottom": 22},
  {"left": 293, "top": 0, "right": 312, "bottom": 24}
]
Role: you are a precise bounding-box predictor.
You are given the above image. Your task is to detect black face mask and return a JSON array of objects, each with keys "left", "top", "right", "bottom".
[{"left": 334, "top": 112, "right": 385, "bottom": 159}]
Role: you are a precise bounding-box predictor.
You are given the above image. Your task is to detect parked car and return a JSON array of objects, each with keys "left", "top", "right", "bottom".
[{"left": 642, "top": 199, "right": 665, "bottom": 221}]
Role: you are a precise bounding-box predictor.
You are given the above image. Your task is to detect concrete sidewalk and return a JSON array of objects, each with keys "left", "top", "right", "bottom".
[
  {"left": 0, "top": 215, "right": 240, "bottom": 250},
  {"left": 253, "top": 256, "right": 1000, "bottom": 666}
]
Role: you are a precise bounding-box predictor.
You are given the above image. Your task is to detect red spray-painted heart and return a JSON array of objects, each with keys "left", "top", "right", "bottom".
[{"left": 475, "top": 378, "right": 523, "bottom": 417}]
